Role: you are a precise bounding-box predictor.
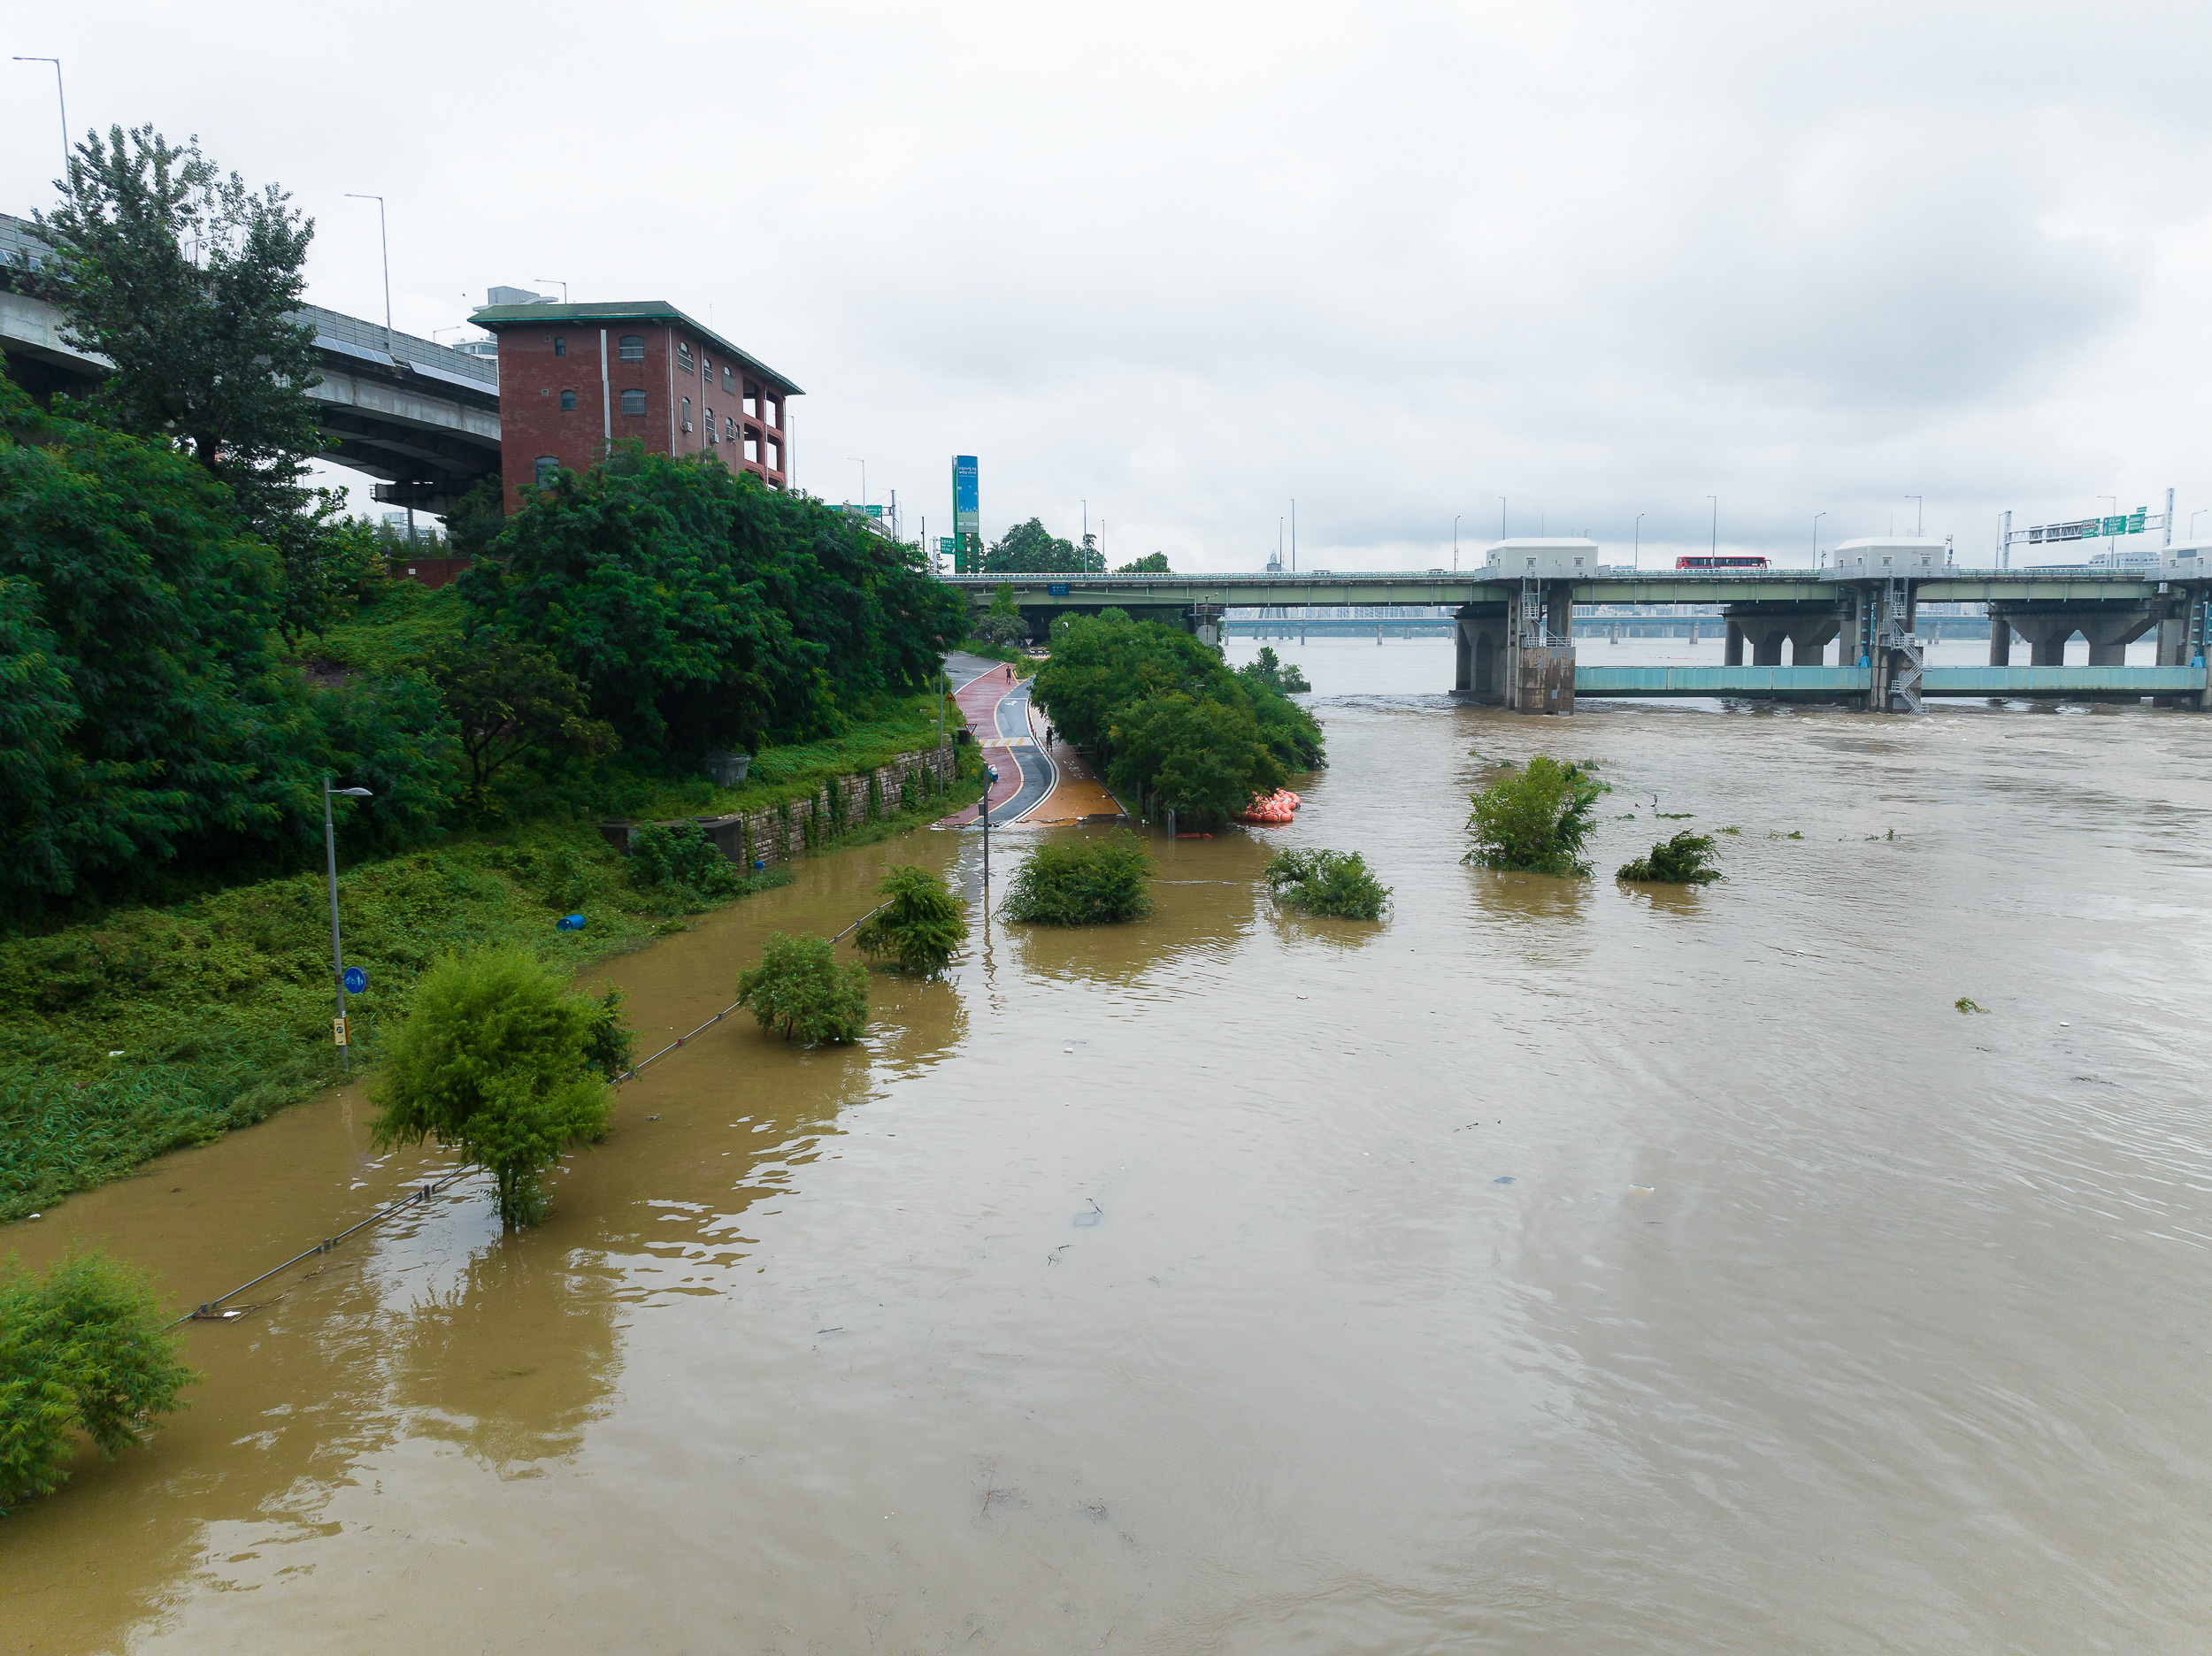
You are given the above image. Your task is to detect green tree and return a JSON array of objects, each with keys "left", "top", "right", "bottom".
[
  {"left": 1464, "top": 756, "right": 1606, "bottom": 878},
  {"left": 1108, "top": 693, "right": 1286, "bottom": 828},
  {"left": 1238, "top": 645, "right": 1311, "bottom": 694},
  {"left": 981, "top": 518, "right": 1103, "bottom": 574},
  {"left": 271, "top": 498, "right": 386, "bottom": 648},
  {"left": 0, "top": 1251, "right": 196, "bottom": 1512},
  {"left": 423, "top": 632, "right": 618, "bottom": 808},
  {"left": 1263, "top": 848, "right": 1391, "bottom": 920},
  {"left": 1115, "top": 552, "right": 1171, "bottom": 573},
  {"left": 369, "top": 950, "right": 616, "bottom": 1226},
  {"left": 626, "top": 820, "right": 757, "bottom": 911},
  {"left": 462, "top": 446, "right": 964, "bottom": 755},
  {"left": 1001, "top": 833, "right": 1154, "bottom": 925},
  {"left": 853, "top": 864, "right": 967, "bottom": 975},
  {"left": 1617, "top": 831, "right": 1722, "bottom": 885},
  {"left": 30, "top": 126, "right": 321, "bottom": 549},
  {"left": 736, "top": 932, "right": 869, "bottom": 1044},
  {"left": 0, "top": 376, "right": 457, "bottom": 912}
]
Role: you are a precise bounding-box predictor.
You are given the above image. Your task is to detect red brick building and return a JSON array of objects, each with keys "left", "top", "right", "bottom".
[{"left": 471, "top": 299, "right": 802, "bottom": 508}]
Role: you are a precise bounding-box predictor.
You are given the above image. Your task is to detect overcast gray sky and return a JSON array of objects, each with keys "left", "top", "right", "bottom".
[{"left": 7, "top": 1, "right": 2208, "bottom": 569}]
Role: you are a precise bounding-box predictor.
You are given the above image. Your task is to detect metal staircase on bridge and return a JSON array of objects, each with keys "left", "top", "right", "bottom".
[{"left": 1881, "top": 575, "right": 1924, "bottom": 712}]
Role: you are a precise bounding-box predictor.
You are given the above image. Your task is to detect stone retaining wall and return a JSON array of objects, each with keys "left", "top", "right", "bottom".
[{"left": 597, "top": 745, "right": 960, "bottom": 867}]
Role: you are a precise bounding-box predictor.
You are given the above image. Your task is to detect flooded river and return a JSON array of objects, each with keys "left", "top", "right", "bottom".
[{"left": 6, "top": 640, "right": 2209, "bottom": 1652}]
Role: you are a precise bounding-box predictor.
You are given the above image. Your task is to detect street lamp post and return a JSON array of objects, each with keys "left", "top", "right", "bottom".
[
  {"left": 2099, "top": 494, "right": 2118, "bottom": 565},
  {"left": 848, "top": 457, "right": 866, "bottom": 508},
  {"left": 2193, "top": 509, "right": 2208, "bottom": 538},
  {"left": 1453, "top": 514, "right": 1462, "bottom": 572},
  {"left": 1813, "top": 511, "right": 1826, "bottom": 566},
  {"left": 12, "top": 58, "right": 66, "bottom": 180},
  {"left": 533, "top": 279, "right": 569, "bottom": 303},
  {"left": 323, "top": 778, "right": 374, "bottom": 1070},
  {"left": 342, "top": 195, "right": 393, "bottom": 351},
  {"left": 1633, "top": 513, "right": 1644, "bottom": 570}
]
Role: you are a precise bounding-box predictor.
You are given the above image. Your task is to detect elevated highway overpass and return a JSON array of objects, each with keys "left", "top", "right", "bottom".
[{"left": 3, "top": 213, "right": 499, "bottom": 514}]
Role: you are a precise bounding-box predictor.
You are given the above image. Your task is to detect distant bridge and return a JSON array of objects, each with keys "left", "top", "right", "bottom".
[
  {"left": 949, "top": 569, "right": 2211, "bottom": 713},
  {"left": 3, "top": 213, "right": 498, "bottom": 515}
]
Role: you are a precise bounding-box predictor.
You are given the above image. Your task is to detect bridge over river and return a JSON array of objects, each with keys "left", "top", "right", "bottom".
[{"left": 949, "top": 562, "right": 2211, "bottom": 713}]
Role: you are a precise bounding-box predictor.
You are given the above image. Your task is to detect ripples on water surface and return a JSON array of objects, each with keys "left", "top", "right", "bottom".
[{"left": 4, "top": 639, "right": 2208, "bottom": 1653}]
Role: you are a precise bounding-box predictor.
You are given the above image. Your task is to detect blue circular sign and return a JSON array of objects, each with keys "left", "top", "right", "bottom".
[{"left": 341, "top": 966, "right": 367, "bottom": 994}]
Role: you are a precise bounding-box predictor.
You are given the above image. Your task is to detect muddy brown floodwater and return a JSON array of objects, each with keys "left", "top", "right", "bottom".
[{"left": 5, "top": 643, "right": 2210, "bottom": 1652}]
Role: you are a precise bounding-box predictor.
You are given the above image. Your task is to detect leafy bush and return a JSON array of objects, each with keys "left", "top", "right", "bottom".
[
  {"left": 853, "top": 865, "right": 967, "bottom": 976},
  {"left": 1238, "top": 646, "right": 1311, "bottom": 694},
  {"left": 1617, "top": 831, "right": 1722, "bottom": 885},
  {"left": 1001, "top": 833, "right": 1154, "bottom": 925},
  {"left": 736, "top": 933, "right": 869, "bottom": 1044},
  {"left": 0, "top": 1251, "right": 196, "bottom": 1512},
  {"left": 628, "top": 821, "right": 751, "bottom": 908},
  {"left": 581, "top": 984, "right": 638, "bottom": 1078},
  {"left": 1464, "top": 755, "right": 1606, "bottom": 878},
  {"left": 1263, "top": 848, "right": 1391, "bottom": 920},
  {"left": 369, "top": 950, "right": 618, "bottom": 1226}
]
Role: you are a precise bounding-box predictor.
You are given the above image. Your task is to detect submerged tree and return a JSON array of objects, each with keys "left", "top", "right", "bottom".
[
  {"left": 1001, "top": 833, "right": 1154, "bottom": 926},
  {"left": 853, "top": 865, "right": 968, "bottom": 976},
  {"left": 0, "top": 1251, "right": 196, "bottom": 1512},
  {"left": 1262, "top": 847, "right": 1390, "bottom": 920},
  {"left": 1617, "top": 831, "right": 1722, "bottom": 886},
  {"left": 1238, "top": 646, "right": 1311, "bottom": 695},
  {"left": 1463, "top": 755, "right": 1606, "bottom": 878},
  {"left": 737, "top": 933, "right": 870, "bottom": 1044},
  {"left": 370, "top": 950, "right": 618, "bottom": 1226}
]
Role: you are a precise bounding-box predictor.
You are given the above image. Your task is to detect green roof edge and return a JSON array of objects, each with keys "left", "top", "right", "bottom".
[{"left": 470, "top": 300, "right": 804, "bottom": 394}]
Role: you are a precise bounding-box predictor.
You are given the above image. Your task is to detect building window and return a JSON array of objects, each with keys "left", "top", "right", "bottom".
[
  {"left": 725, "top": 415, "right": 735, "bottom": 442},
  {"left": 704, "top": 406, "right": 716, "bottom": 442},
  {"left": 619, "top": 387, "right": 646, "bottom": 416},
  {"left": 677, "top": 341, "right": 694, "bottom": 374},
  {"left": 743, "top": 386, "right": 758, "bottom": 418},
  {"left": 559, "top": 388, "right": 577, "bottom": 410},
  {"left": 680, "top": 396, "right": 692, "bottom": 432},
  {"left": 722, "top": 366, "right": 733, "bottom": 394},
  {"left": 534, "top": 456, "right": 558, "bottom": 487},
  {"left": 553, "top": 337, "right": 567, "bottom": 356},
  {"left": 618, "top": 334, "right": 644, "bottom": 362}
]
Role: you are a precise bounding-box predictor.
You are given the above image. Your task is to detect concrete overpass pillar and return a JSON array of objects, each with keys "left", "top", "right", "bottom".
[
  {"left": 1990, "top": 618, "right": 2013, "bottom": 666},
  {"left": 1788, "top": 618, "right": 1839, "bottom": 666},
  {"left": 1724, "top": 621, "right": 1744, "bottom": 666}
]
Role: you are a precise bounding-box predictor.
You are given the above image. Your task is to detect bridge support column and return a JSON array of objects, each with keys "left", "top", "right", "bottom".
[
  {"left": 1788, "top": 617, "right": 1839, "bottom": 666},
  {"left": 1990, "top": 618, "right": 2013, "bottom": 666},
  {"left": 1724, "top": 621, "right": 1744, "bottom": 666},
  {"left": 1451, "top": 605, "right": 1508, "bottom": 703}
]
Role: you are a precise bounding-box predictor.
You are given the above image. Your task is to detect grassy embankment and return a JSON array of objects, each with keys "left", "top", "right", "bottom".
[{"left": 0, "top": 583, "right": 984, "bottom": 1223}]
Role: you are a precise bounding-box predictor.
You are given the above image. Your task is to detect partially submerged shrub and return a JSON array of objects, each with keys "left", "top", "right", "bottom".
[
  {"left": 629, "top": 821, "right": 748, "bottom": 908},
  {"left": 853, "top": 865, "right": 968, "bottom": 976},
  {"left": 0, "top": 1252, "right": 196, "bottom": 1512},
  {"left": 1464, "top": 755, "right": 1605, "bottom": 878},
  {"left": 1617, "top": 831, "right": 1722, "bottom": 886},
  {"left": 1001, "top": 833, "right": 1154, "bottom": 925},
  {"left": 370, "top": 949, "right": 618, "bottom": 1226},
  {"left": 737, "top": 933, "right": 869, "bottom": 1044},
  {"left": 1263, "top": 848, "right": 1391, "bottom": 920}
]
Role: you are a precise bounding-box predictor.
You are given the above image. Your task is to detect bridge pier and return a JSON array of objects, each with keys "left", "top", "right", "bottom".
[
  {"left": 1723, "top": 602, "right": 1843, "bottom": 669},
  {"left": 1989, "top": 604, "right": 2156, "bottom": 667},
  {"left": 1503, "top": 581, "right": 1574, "bottom": 714},
  {"left": 1453, "top": 604, "right": 1508, "bottom": 702}
]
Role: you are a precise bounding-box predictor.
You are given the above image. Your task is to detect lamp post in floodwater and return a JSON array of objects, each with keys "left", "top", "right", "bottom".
[
  {"left": 981, "top": 766, "right": 999, "bottom": 886},
  {"left": 324, "top": 778, "right": 373, "bottom": 1069}
]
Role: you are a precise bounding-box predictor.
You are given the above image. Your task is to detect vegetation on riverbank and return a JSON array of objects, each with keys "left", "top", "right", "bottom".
[
  {"left": 1617, "top": 832, "right": 1723, "bottom": 886},
  {"left": 738, "top": 933, "right": 870, "bottom": 1044},
  {"left": 370, "top": 951, "right": 622, "bottom": 1226},
  {"left": 854, "top": 866, "right": 967, "bottom": 976},
  {"left": 1033, "top": 612, "right": 1322, "bottom": 828},
  {"left": 1464, "top": 756, "right": 1607, "bottom": 878},
  {"left": 0, "top": 1251, "right": 195, "bottom": 1512},
  {"left": 1002, "top": 834, "right": 1155, "bottom": 925},
  {"left": 1263, "top": 848, "right": 1391, "bottom": 920}
]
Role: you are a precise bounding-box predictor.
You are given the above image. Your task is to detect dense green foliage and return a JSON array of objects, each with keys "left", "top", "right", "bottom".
[
  {"left": 0, "top": 379, "right": 458, "bottom": 913},
  {"left": 1617, "top": 831, "right": 1722, "bottom": 886},
  {"left": 979, "top": 517, "right": 1102, "bottom": 574},
  {"left": 0, "top": 1251, "right": 196, "bottom": 1512},
  {"left": 1116, "top": 552, "right": 1171, "bottom": 573},
  {"left": 1262, "top": 848, "right": 1391, "bottom": 920},
  {"left": 422, "top": 633, "right": 618, "bottom": 808},
  {"left": 30, "top": 126, "right": 320, "bottom": 548},
  {"left": 462, "top": 446, "right": 964, "bottom": 757},
  {"left": 1238, "top": 645, "right": 1311, "bottom": 694},
  {"left": 1464, "top": 756, "right": 1606, "bottom": 878},
  {"left": 1033, "top": 613, "right": 1323, "bottom": 828},
  {"left": 736, "top": 933, "right": 869, "bottom": 1044},
  {"left": 370, "top": 949, "right": 618, "bottom": 1225},
  {"left": 1001, "top": 833, "right": 1155, "bottom": 926},
  {"left": 853, "top": 865, "right": 967, "bottom": 976}
]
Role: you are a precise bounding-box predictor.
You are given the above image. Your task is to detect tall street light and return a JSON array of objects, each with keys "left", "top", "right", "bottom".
[
  {"left": 13, "top": 58, "right": 66, "bottom": 180},
  {"left": 1633, "top": 512, "right": 1644, "bottom": 570},
  {"left": 1813, "top": 510, "right": 1826, "bottom": 567},
  {"left": 847, "top": 457, "right": 866, "bottom": 506},
  {"left": 343, "top": 193, "right": 393, "bottom": 351},
  {"left": 1499, "top": 496, "right": 1507, "bottom": 540},
  {"left": 1708, "top": 496, "right": 1718, "bottom": 557},
  {"left": 534, "top": 278, "right": 569, "bottom": 303},
  {"left": 323, "top": 778, "right": 374, "bottom": 1070},
  {"left": 1453, "top": 513, "right": 1462, "bottom": 572}
]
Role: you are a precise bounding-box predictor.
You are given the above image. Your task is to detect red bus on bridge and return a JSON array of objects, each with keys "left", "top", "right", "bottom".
[{"left": 1674, "top": 555, "right": 1770, "bottom": 571}]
